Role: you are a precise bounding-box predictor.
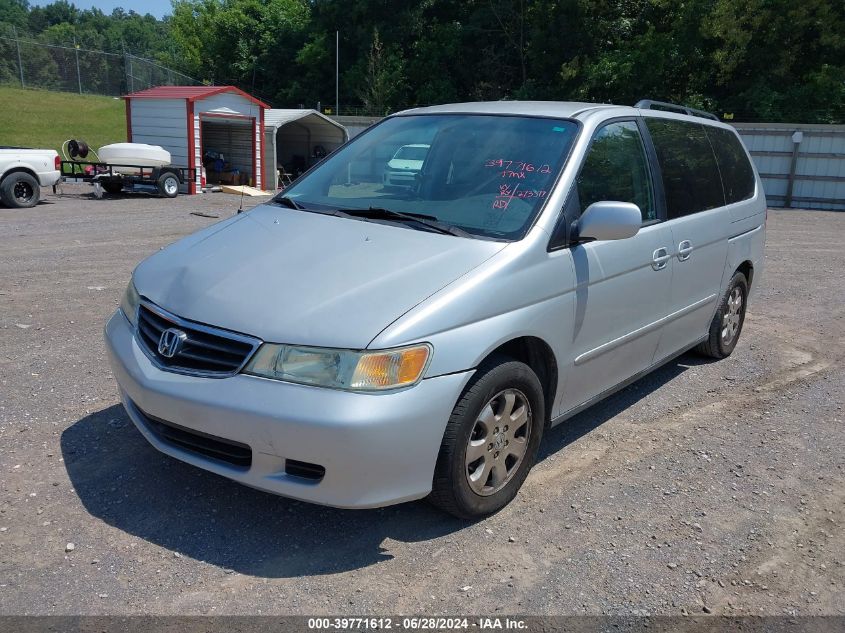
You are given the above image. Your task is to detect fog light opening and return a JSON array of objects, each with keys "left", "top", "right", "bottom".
[{"left": 284, "top": 459, "right": 326, "bottom": 482}]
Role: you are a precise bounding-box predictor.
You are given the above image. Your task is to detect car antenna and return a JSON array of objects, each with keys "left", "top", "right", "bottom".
[{"left": 238, "top": 60, "right": 258, "bottom": 215}]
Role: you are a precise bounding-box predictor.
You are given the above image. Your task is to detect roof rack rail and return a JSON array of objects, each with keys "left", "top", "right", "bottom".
[{"left": 634, "top": 99, "right": 719, "bottom": 121}]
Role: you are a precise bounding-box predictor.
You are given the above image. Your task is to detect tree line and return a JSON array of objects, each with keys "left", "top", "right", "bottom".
[{"left": 1, "top": 0, "right": 843, "bottom": 122}]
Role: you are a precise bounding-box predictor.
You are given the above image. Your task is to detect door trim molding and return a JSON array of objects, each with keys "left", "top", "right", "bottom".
[
  {"left": 553, "top": 335, "right": 709, "bottom": 427},
  {"left": 573, "top": 293, "right": 716, "bottom": 366}
]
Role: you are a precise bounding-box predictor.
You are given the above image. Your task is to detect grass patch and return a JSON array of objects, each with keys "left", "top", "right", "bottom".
[{"left": 0, "top": 87, "right": 125, "bottom": 156}]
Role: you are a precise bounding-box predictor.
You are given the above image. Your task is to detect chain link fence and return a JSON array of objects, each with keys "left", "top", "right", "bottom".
[{"left": 0, "top": 34, "right": 201, "bottom": 96}]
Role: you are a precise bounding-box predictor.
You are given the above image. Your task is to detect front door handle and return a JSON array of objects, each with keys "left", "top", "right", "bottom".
[
  {"left": 678, "top": 240, "right": 694, "bottom": 262},
  {"left": 652, "top": 247, "right": 670, "bottom": 271}
]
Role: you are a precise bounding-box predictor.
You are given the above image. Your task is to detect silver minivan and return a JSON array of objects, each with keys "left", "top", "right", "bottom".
[{"left": 105, "top": 100, "right": 766, "bottom": 518}]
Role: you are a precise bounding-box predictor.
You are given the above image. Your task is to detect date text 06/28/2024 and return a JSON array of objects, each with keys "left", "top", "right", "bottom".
[{"left": 307, "top": 617, "right": 528, "bottom": 630}]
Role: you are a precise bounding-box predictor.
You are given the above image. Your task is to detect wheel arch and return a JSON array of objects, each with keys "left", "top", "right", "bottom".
[
  {"left": 160, "top": 167, "right": 183, "bottom": 183},
  {"left": 1, "top": 166, "right": 40, "bottom": 185},
  {"left": 736, "top": 259, "right": 754, "bottom": 289},
  {"left": 481, "top": 336, "right": 558, "bottom": 426}
]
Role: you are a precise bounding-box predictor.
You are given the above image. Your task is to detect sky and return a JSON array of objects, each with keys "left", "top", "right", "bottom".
[{"left": 30, "top": 0, "right": 173, "bottom": 19}]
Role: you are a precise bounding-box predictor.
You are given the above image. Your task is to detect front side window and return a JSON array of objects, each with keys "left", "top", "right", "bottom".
[
  {"left": 644, "top": 117, "right": 725, "bottom": 218},
  {"left": 576, "top": 121, "right": 656, "bottom": 222},
  {"left": 278, "top": 114, "right": 579, "bottom": 240}
]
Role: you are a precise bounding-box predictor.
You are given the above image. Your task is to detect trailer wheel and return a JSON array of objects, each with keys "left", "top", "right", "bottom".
[
  {"left": 101, "top": 181, "right": 123, "bottom": 195},
  {"left": 1, "top": 172, "right": 40, "bottom": 208},
  {"left": 157, "top": 173, "right": 180, "bottom": 198}
]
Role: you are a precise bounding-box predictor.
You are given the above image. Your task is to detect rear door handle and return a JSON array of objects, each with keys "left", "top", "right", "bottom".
[
  {"left": 652, "top": 247, "right": 670, "bottom": 271},
  {"left": 678, "top": 240, "right": 694, "bottom": 262}
]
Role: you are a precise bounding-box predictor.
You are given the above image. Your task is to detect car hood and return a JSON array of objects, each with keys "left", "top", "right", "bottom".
[{"left": 133, "top": 204, "right": 507, "bottom": 349}]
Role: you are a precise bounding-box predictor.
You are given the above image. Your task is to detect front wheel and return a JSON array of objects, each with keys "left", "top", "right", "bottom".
[
  {"left": 429, "top": 355, "right": 545, "bottom": 518},
  {"left": 1, "top": 172, "right": 40, "bottom": 208},
  {"left": 157, "top": 172, "right": 180, "bottom": 198},
  {"left": 695, "top": 272, "right": 749, "bottom": 359}
]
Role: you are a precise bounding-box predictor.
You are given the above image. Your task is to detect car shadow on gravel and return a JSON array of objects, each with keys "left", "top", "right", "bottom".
[
  {"left": 538, "top": 352, "right": 714, "bottom": 460},
  {"left": 62, "top": 353, "right": 710, "bottom": 579},
  {"left": 61, "top": 405, "right": 466, "bottom": 578}
]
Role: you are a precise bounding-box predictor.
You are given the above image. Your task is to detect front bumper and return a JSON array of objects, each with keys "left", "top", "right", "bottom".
[
  {"left": 104, "top": 311, "right": 472, "bottom": 508},
  {"left": 383, "top": 171, "right": 416, "bottom": 187}
]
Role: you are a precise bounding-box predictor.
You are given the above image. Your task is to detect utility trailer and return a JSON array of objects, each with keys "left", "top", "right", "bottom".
[{"left": 60, "top": 161, "right": 196, "bottom": 198}]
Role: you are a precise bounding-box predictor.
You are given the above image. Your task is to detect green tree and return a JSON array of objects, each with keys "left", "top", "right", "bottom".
[
  {"left": 704, "top": 0, "right": 845, "bottom": 121},
  {"left": 0, "top": 0, "right": 29, "bottom": 30},
  {"left": 1, "top": 0, "right": 843, "bottom": 122},
  {"left": 356, "top": 27, "right": 407, "bottom": 115},
  {"left": 168, "top": 0, "right": 309, "bottom": 99}
]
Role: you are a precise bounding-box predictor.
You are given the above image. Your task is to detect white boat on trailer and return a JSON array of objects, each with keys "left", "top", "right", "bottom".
[
  {"left": 97, "top": 143, "right": 171, "bottom": 175},
  {"left": 60, "top": 140, "right": 189, "bottom": 198}
]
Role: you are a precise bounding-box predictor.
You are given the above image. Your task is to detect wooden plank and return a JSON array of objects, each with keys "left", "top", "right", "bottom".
[{"left": 220, "top": 185, "right": 272, "bottom": 196}]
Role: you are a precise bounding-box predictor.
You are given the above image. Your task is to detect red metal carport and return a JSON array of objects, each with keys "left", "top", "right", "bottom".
[{"left": 124, "top": 86, "right": 270, "bottom": 194}]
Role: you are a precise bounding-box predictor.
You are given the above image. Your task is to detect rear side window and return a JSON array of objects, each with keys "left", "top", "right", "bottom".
[
  {"left": 705, "top": 126, "right": 755, "bottom": 204},
  {"left": 644, "top": 118, "right": 725, "bottom": 218}
]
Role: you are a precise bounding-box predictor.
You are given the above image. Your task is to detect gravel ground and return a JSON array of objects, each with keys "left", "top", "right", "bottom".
[{"left": 0, "top": 185, "right": 843, "bottom": 616}]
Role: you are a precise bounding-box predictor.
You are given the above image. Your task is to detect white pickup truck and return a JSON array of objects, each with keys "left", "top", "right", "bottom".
[{"left": 0, "top": 147, "right": 61, "bottom": 208}]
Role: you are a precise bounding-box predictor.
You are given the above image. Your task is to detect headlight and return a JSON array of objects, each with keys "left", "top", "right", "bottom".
[
  {"left": 244, "top": 343, "right": 431, "bottom": 391},
  {"left": 120, "top": 280, "right": 140, "bottom": 326}
]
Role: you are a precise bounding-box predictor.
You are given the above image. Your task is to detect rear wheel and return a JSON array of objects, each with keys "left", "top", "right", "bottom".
[
  {"left": 695, "top": 272, "right": 748, "bottom": 359},
  {"left": 1, "top": 172, "right": 40, "bottom": 208},
  {"left": 429, "top": 355, "right": 544, "bottom": 518},
  {"left": 157, "top": 172, "right": 180, "bottom": 198}
]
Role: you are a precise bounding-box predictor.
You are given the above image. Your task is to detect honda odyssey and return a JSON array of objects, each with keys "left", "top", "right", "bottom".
[{"left": 105, "top": 100, "right": 766, "bottom": 518}]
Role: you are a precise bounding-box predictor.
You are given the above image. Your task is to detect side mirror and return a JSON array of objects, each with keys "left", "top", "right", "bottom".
[{"left": 576, "top": 201, "right": 641, "bottom": 242}]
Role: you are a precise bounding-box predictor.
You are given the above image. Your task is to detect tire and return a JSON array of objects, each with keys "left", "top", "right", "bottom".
[
  {"left": 157, "top": 172, "right": 180, "bottom": 198},
  {"left": 0, "top": 172, "right": 40, "bottom": 208},
  {"left": 695, "top": 271, "right": 749, "bottom": 359},
  {"left": 101, "top": 181, "right": 123, "bottom": 195},
  {"left": 429, "top": 355, "right": 545, "bottom": 519}
]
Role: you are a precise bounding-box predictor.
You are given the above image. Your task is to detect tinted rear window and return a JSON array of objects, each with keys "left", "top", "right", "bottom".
[
  {"left": 705, "top": 126, "right": 755, "bottom": 204},
  {"left": 645, "top": 118, "right": 725, "bottom": 218}
]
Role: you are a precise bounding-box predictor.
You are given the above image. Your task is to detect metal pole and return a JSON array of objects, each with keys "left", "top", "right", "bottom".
[
  {"left": 785, "top": 130, "right": 803, "bottom": 209},
  {"left": 335, "top": 30, "right": 339, "bottom": 116},
  {"left": 121, "top": 42, "right": 128, "bottom": 93},
  {"left": 12, "top": 27, "right": 25, "bottom": 89},
  {"left": 74, "top": 38, "right": 82, "bottom": 94}
]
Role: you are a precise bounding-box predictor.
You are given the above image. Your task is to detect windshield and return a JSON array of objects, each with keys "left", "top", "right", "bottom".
[{"left": 278, "top": 114, "right": 579, "bottom": 240}]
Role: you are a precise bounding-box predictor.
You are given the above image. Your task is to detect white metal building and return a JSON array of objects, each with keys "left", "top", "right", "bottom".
[
  {"left": 733, "top": 123, "right": 845, "bottom": 210},
  {"left": 124, "top": 86, "right": 269, "bottom": 194},
  {"left": 264, "top": 109, "right": 348, "bottom": 190}
]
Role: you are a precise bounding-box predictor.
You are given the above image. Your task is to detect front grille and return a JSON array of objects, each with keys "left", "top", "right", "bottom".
[
  {"left": 133, "top": 402, "right": 252, "bottom": 469},
  {"left": 136, "top": 301, "right": 260, "bottom": 378}
]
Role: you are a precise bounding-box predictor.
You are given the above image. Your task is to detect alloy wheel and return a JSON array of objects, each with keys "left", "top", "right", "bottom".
[
  {"left": 465, "top": 388, "right": 532, "bottom": 496},
  {"left": 721, "top": 286, "right": 743, "bottom": 344}
]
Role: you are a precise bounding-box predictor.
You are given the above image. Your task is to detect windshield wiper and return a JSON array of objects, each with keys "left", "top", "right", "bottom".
[
  {"left": 273, "top": 200, "right": 471, "bottom": 237},
  {"left": 273, "top": 197, "right": 355, "bottom": 219},
  {"left": 342, "top": 207, "right": 472, "bottom": 238},
  {"left": 274, "top": 195, "right": 305, "bottom": 210},
  {"left": 346, "top": 207, "right": 439, "bottom": 221}
]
